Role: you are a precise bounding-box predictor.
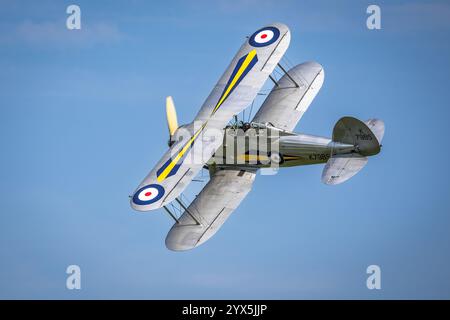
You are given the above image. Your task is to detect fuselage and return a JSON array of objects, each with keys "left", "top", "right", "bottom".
[{"left": 207, "top": 122, "right": 355, "bottom": 170}]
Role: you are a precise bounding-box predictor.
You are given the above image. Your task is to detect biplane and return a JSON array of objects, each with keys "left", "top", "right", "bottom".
[{"left": 130, "top": 23, "right": 385, "bottom": 251}]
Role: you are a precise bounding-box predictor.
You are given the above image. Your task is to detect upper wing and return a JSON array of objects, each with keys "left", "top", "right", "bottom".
[
  {"left": 194, "top": 22, "right": 291, "bottom": 129},
  {"left": 252, "top": 61, "right": 324, "bottom": 132},
  {"left": 131, "top": 23, "right": 290, "bottom": 211},
  {"left": 165, "top": 169, "right": 256, "bottom": 251}
]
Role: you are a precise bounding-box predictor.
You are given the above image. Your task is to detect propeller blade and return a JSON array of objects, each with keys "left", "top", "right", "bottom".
[{"left": 166, "top": 96, "right": 178, "bottom": 137}]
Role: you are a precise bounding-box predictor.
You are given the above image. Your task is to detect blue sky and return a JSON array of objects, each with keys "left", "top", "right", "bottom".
[{"left": 1, "top": 0, "right": 450, "bottom": 299}]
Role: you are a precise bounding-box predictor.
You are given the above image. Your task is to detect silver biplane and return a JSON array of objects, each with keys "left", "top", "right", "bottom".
[{"left": 130, "top": 23, "right": 384, "bottom": 251}]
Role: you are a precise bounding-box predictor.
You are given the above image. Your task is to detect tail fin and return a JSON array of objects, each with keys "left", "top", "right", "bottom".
[
  {"left": 322, "top": 117, "right": 384, "bottom": 185},
  {"left": 332, "top": 116, "right": 381, "bottom": 156}
]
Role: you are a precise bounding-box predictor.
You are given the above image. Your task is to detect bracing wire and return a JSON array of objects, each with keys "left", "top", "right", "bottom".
[
  {"left": 248, "top": 100, "right": 255, "bottom": 122},
  {"left": 283, "top": 54, "right": 295, "bottom": 70}
]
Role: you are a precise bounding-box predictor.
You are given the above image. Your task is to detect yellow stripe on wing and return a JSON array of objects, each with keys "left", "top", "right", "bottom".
[
  {"left": 156, "top": 50, "right": 258, "bottom": 182},
  {"left": 211, "top": 49, "right": 257, "bottom": 115},
  {"left": 157, "top": 123, "right": 207, "bottom": 182}
]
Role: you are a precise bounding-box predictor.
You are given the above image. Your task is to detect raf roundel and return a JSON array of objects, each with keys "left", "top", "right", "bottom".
[
  {"left": 132, "top": 184, "right": 165, "bottom": 206},
  {"left": 249, "top": 26, "right": 280, "bottom": 47}
]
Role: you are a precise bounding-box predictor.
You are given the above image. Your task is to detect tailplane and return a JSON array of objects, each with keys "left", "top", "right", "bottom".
[
  {"left": 364, "top": 118, "right": 385, "bottom": 145},
  {"left": 321, "top": 153, "right": 368, "bottom": 185},
  {"left": 322, "top": 117, "right": 384, "bottom": 185}
]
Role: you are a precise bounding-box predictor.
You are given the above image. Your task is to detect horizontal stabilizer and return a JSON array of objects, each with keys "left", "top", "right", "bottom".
[
  {"left": 365, "top": 119, "right": 385, "bottom": 144},
  {"left": 321, "top": 153, "right": 368, "bottom": 185}
]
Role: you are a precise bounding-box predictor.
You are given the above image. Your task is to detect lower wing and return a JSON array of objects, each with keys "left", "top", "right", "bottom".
[{"left": 165, "top": 169, "right": 256, "bottom": 251}]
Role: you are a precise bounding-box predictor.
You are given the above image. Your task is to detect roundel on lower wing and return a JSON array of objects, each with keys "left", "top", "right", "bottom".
[
  {"left": 132, "top": 184, "right": 165, "bottom": 206},
  {"left": 249, "top": 26, "right": 280, "bottom": 47}
]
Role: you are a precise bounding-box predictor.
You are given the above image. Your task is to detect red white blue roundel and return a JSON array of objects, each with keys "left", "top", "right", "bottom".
[
  {"left": 132, "top": 184, "right": 165, "bottom": 205},
  {"left": 249, "top": 26, "right": 280, "bottom": 47}
]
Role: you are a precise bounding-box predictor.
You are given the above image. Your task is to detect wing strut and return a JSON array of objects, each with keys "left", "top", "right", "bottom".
[
  {"left": 163, "top": 195, "right": 202, "bottom": 226},
  {"left": 277, "top": 63, "right": 300, "bottom": 88},
  {"left": 174, "top": 197, "right": 202, "bottom": 226},
  {"left": 269, "top": 75, "right": 279, "bottom": 87},
  {"left": 163, "top": 205, "right": 179, "bottom": 224}
]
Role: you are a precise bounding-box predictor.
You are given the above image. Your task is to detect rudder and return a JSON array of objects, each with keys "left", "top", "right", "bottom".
[{"left": 333, "top": 116, "right": 381, "bottom": 156}]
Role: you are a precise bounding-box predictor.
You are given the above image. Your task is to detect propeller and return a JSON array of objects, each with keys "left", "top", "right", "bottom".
[{"left": 166, "top": 96, "right": 178, "bottom": 146}]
